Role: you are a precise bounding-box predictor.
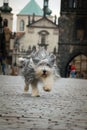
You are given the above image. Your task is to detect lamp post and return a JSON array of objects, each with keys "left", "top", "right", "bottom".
[{"left": 14, "top": 37, "right": 19, "bottom": 66}]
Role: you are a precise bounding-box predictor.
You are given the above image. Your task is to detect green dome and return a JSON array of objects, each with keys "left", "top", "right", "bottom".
[{"left": 19, "top": 0, "right": 43, "bottom": 16}]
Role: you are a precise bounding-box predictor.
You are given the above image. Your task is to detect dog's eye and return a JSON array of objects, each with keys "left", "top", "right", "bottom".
[{"left": 47, "top": 63, "right": 51, "bottom": 67}]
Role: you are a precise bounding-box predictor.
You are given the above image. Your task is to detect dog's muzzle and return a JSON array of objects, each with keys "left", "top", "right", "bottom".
[{"left": 42, "top": 69, "right": 48, "bottom": 77}]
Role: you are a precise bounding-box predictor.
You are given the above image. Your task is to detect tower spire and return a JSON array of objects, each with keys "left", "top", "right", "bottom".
[{"left": 43, "top": 0, "right": 52, "bottom": 17}]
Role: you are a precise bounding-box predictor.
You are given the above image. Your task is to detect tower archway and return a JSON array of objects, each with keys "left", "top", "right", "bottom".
[{"left": 67, "top": 54, "right": 87, "bottom": 78}]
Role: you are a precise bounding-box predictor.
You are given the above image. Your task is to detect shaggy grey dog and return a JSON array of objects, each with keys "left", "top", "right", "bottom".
[{"left": 20, "top": 48, "right": 60, "bottom": 96}]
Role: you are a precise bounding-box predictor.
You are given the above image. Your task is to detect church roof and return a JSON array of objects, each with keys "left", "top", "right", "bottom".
[{"left": 19, "top": 0, "right": 43, "bottom": 16}]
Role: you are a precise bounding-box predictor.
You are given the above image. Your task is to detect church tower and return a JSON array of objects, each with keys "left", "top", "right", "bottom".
[
  {"left": 58, "top": 0, "right": 87, "bottom": 78},
  {"left": 0, "top": 0, "right": 13, "bottom": 30},
  {"left": 0, "top": 0, "right": 13, "bottom": 59}
]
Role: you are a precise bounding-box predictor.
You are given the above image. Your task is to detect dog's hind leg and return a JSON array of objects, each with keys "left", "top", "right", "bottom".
[{"left": 31, "top": 81, "right": 40, "bottom": 97}]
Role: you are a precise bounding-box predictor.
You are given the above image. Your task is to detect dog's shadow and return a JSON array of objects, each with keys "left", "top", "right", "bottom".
[
  {"left": 21, "top": 93, "right": 31, "bottom": 97},
  {"left": 21, "top": 93, "right": 41, "bottom": 98}
]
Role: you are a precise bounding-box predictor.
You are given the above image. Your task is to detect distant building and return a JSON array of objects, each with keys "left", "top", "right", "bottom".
[{"left": 16, "top": 0, "right": 58, "bottom": 53}]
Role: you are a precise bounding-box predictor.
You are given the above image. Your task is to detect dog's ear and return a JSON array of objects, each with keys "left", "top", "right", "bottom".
[{"left": 49, "top": 53, "right": 56, "bottom": 64}]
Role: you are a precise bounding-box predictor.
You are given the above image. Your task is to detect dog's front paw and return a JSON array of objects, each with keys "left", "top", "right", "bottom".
[
  {"left": 32, "top": 94, "right": 40, "bottom": 97},
  {"left": 24, "top": 85, "right": 29, "bottom": 92},
  {"left": 43, "top": 86, "right": 51, "bottom": 92}
]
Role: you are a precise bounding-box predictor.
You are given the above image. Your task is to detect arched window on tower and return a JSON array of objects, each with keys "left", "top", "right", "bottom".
[
  {"left": 3, "top": 19, "right": 8, "bottom": 27},
  {"left": 73, "top": 0, "right": 77, "bottom": 8},
  {"left": 82, "top": 1, "right": 87, "bottom": 9},
  {"left": 76, "top": 18, "right": 86, "bottom": 41},
  {"left": 69, "top": 0, "right": 73, "bottom": 8},
  {"left": 78, "top": 0, "right": 82, "bottom": 8},
  {"left": 20, "top": 20, "right": 25, "bottom": 31},
  {"left": 69, "top": 0, "right": 77, "bottom": 8}
]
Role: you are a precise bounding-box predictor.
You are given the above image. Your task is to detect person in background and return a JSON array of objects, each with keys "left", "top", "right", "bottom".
[{"left": 70, "top": 64, "right": 76, "bottom": 78}]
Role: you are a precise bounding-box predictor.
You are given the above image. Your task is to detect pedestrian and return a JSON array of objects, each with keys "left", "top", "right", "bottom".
[
  {"left": 1, "top": 60, "right": 6, "bottom": 75},
  {"left": 70, "top": 64, "right": 76, "bottom": 78}
]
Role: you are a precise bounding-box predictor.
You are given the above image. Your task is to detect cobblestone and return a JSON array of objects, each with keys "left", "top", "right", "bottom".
[{"left": 0, "top": 75, "right": 87, "bottom": 130}]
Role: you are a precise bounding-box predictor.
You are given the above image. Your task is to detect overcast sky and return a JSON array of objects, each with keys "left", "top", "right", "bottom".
[
  {"left": 0, "top": 0, "right": 61, "bottom": 15},
  {"left": 0, "top": 0, "right": 61, "bottom": 31}
]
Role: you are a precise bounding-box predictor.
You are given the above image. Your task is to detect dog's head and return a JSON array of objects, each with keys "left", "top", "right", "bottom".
[
  {"left": 31, "top": 48, "right": 56, "bottom": 78},
  {"left": 35, "top": 60, "right": 52, "bottom": 78}
]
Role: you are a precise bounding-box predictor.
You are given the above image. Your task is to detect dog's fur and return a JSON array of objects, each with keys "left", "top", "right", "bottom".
[{"left": 20, "top": 48, "right": 60, "bottom": 96}]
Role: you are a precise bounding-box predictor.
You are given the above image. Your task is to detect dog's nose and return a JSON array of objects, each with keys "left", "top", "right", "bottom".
[{"left": 43, "top": 70, "right": 46, "bottom": 74}]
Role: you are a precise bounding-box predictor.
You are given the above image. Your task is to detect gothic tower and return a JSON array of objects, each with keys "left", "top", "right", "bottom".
[{"left": 58, "top": 0, "right": 87, "bottom": 77}]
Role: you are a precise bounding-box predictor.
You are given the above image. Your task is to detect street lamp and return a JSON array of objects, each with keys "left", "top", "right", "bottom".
[{"left": 14, "top": 37, "right": 19, "bottom": 66}]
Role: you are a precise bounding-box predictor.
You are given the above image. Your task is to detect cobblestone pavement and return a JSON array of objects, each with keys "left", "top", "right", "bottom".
[{"left": 0, "top": 75, "right": 87, "bottom": 130}]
